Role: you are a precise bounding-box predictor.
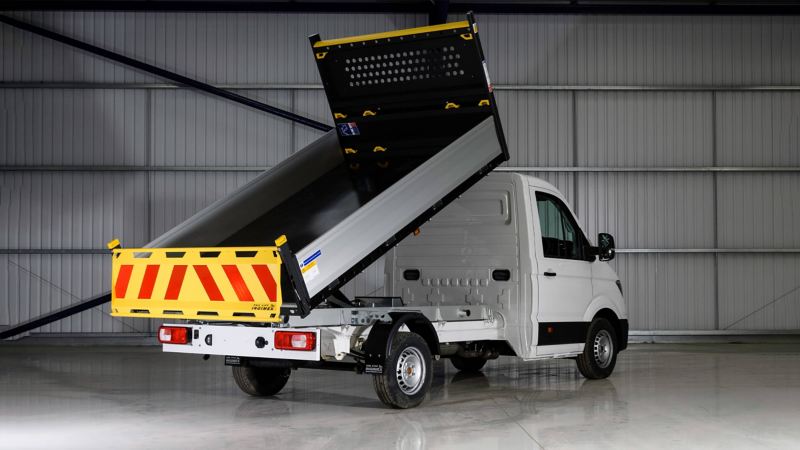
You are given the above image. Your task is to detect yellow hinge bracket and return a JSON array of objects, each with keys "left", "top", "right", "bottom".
[{"left": 107, "top": 238, "right": 121, "bottom": 251}]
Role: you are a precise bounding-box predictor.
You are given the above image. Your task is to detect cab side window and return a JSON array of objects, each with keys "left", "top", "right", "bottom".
[{"left": 535, "top": 192, "right": 585, "bottom": 260}]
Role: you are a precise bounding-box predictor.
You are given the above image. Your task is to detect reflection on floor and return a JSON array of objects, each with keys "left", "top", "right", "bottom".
[{"left": 1, "top": 344, "right": 799, "bottom": 449}]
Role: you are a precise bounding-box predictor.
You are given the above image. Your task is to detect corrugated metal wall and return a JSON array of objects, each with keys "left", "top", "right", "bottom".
[{"left": 1, "top": 12, "right": 799, "bottom": 334}]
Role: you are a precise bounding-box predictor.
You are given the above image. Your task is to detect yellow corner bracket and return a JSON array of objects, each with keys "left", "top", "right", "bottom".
[
  {"left": 315, "top": 52, "right": 328, "bottom": 60},
  {"left": 478, "top": 99, "right": 490, "bottom": 107},
  {"left": 344, "top": 147, "right": 358, "bottom": 154},
  {"left": 275, "top": 235, "right": 288, "bottom": 247},
  {"left": 445, "top": 102, "right": 460, "bottom": 110},
  {"left": 362, "top": 110, "right": 376, "bottom": 117},
  {"left": 373, "top": 146, "right": 387, "bottom": 153},
  {"left": 334, "top": 112, "right": 347, "bottom": 119},
  {"left": 107, "top": 238, "right": 121, "bottom": 250}
]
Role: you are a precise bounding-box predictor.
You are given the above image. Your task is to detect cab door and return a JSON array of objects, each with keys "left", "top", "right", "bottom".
[{"left": 531, "top": 189, "right": 594, "bottom": 354}]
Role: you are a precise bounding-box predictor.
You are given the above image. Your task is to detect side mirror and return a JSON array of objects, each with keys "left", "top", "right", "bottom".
[{"left": 597, "top": 233, "right": 616, "bottom": 262}]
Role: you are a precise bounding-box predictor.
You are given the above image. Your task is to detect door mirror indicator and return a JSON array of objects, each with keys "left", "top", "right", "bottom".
[{"left": 597, "top": 233, "right": 616, "bottom": 261}]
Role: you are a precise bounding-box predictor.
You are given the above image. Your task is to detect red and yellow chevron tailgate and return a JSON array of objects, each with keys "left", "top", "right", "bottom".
[{"left": 110, "top": 246, "right": 282, "bottom": 322}]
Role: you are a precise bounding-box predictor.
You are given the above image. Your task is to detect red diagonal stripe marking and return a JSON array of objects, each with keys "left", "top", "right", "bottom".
[
  {"left": 253, "top": 265, "right": 277, "bottom": 302},
  {"left": 223, "top": 265, "right": 254, "bottom": 302},
  {"left": 164, "top": 265, "right": 187, "bottom": 300},
  {"left": 193, "top": 265, "right": 224, "bottom": 301},
  {"left": 138, "top": 265, "right": 160, "bottom": 299},
  {"left": 114, "top": 265, "right": 133, "bottom": 299}
]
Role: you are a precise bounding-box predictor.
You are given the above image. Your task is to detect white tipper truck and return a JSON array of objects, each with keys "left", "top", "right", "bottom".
[{"left": 108, "top": 15, "right": 627, "bottom": 409}]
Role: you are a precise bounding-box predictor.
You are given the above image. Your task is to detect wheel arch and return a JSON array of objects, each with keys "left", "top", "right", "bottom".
[
  {"left": 361, "top": 312, "right": 440, "bottom": 374},
  {"left": 591, "top": 307, "right": 628, "bottom": 351}
]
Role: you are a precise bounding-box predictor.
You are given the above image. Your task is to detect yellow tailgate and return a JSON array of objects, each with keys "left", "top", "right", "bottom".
[{"left": 110, "top": 246, "right": 282, "bottom": 322}]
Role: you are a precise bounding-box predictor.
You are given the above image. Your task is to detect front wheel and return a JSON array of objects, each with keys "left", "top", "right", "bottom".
[
  {"left": 372, "top": 332, "right": 433, "bottom": 409},
  {"left": 232, "top": 365, "right": 291, "bottom": 396},
  {"left": 576, "top": 318, "right": 618, "bottom": 379}
]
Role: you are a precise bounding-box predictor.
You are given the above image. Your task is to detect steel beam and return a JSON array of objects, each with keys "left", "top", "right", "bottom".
[
  {"left": 0, "top": 292, "right": 111, "bottom": 340},
  {"left": 3, "top": 165, "right": 800, "bottom": 173},
  {"left": 2, "top": 1, "right": 800, "bottom": 15},
  {"left": 0, "top": 14, "right": 332, "bottom": 132},
  {"left": 4, "top": 82, "right": 800, "bottom": 92}
]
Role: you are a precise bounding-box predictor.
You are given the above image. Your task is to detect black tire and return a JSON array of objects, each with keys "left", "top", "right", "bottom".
[
  {"left": 372, "top": 332, "right": 433, "bottom": 409},
  {"left": 450, "top": 355, "right": 487, "bottom": 373},
  {"left": 232, "top": 365, "right": 291, "bottom": 396},
  {"left": 576, "top": 318, "right": 618, "bottom": 379}
]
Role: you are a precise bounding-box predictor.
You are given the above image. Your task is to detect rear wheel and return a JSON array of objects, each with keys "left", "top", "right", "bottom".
[
  {"left": 232, "top": 365, "right": 291, "bottom": 396},
  {"left": 576, "top": 318, "right": 618, "bottom": 379},
  {"left": 372, "top": 332, "right": 433, "bottom": 409},
  {"left": 450, "top": 355, "right": 487, "bottom": 373}
]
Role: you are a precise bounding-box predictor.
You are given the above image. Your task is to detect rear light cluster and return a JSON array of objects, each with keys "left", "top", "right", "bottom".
[
  {"left": 158, "top": 326, "right": 191, "bottom": 344},
  {"left": 274, "top": 331, "right": 316, "bottom": 351}
]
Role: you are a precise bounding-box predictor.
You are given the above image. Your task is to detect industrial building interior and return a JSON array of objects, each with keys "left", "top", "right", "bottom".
[{"left": 1, "top": 1, "right": 800, "bottom": 448}]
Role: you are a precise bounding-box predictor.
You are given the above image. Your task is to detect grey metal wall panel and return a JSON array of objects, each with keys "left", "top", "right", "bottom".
[
  {"left": 1, "top": 254, "right": 149, "bottom": 332},
  {"left": 576, "top": 173, "right": 715, "bottom": 249},
  {"left": 2, "top": 12, "right": 424, "bottom": 84},
  {"left": 149, "top": 171, "right": 258, "bottom": 238},
  {"left": 717, "top": 92, "right": 800, "bottom": 166},
  {"left": 292, "top": 89, "right": 332, "bottom": 152},
  {"left": 717, "top": 174, "right": 800, "bottom": 249},
  {"left": 718, "top": 254, "right": 800, "bottom": 330},
  {"left": 477, "top": 15, "right": 800, "bottom": 86},
  {"left": 151, "top": 89, "right": 293, "bottom": 167},
  {"left": 576, "top": 92, "right": 713, "bottom": 167},
  {"left": 2, "top": 12, "right": 800, "bottom": 334},
  {"left": 0, "top": 173, "right": 149, "bottom": 249},
  {"left": 0, "top": 89, "right": 147, "bottom": 166},
  {"left": 495, "top": 91, "right": 573, "bottom": 167},
  {"left": 612, "top": 254, "right": 716, "bottom": 330}
]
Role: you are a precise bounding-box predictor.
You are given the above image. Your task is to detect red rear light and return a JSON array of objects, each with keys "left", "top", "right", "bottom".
[
  {"left": 274, "top": 331, "right": 316, "bottom": 351},
  {"left": 158, "top": 326, "right": 191, "bottom": 344}
]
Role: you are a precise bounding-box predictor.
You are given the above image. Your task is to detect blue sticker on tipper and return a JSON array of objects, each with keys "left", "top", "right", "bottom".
[
  {"left": 337, "top": 122, "right": 360, "bottom": 136},
  {"left": 301, "top": 250, "right": 322, "bottom": 268}
]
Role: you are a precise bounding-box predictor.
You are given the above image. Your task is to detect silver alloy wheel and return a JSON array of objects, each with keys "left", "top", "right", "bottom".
[
  {"left": 593, "top": 329, "right": 614, "bottom": 368},
  {"left": 396, "top": 346, "right": 425, "bottom": 395}
]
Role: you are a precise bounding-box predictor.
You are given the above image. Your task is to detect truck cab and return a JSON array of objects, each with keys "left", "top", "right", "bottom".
[{"left": 386, "top": 172, "right": 627, "bottom": 366}]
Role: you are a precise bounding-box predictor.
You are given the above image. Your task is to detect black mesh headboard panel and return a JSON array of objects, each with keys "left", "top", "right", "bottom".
[{"left": 310, "top": 14, "right": 509, "bottom": 175}]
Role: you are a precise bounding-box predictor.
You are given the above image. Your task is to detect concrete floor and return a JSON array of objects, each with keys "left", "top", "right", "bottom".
[{"left": 1, "top": 344, "right": 799, "bottom": 449}]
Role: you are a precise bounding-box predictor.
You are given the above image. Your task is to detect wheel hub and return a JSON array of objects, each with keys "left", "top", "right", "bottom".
[
  {"left": 593, "top": 329, "right": 614, "bottom": 369},
  {"left": 396, "top": 347, "right": 425, "bottom": 395}
]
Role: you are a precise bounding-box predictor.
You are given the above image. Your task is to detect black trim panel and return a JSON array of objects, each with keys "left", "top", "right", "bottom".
[
  {"left": 537, "top": 321, "right": 589, "bottom": 346},
  {"left": 618, "top": 319, "right": 629, "bottom": 351}
]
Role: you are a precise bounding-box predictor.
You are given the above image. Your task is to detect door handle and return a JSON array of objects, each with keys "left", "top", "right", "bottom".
[{"left": 543, "top": 271, "right": 557, "bottom": 277}]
